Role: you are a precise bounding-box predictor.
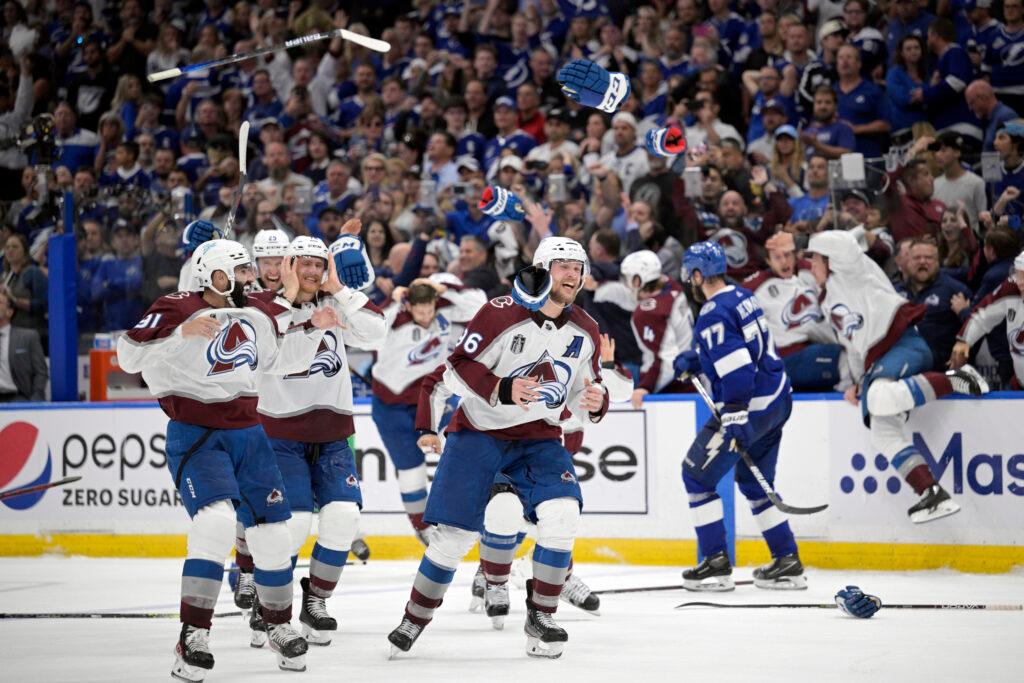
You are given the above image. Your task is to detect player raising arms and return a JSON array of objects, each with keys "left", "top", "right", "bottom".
[
  {"left": 387, "top": 237, "right": 609, "bottom": 660},
  {"left": 674, "top": 242, "right": 805, "bottom": 591},
  {"left": 117, "top": 240, "right": 340, "bottom": 680},
  {"left": 806, "top": 230, "right": 989, "bottom": 522}
]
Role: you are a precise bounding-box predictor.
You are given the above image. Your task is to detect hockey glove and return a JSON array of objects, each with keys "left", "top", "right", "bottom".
[
  {"left": 556, "top": 59, "right": 631, "bottom": 113},
  {"left": 835, "top": 585, "right": 882, "bottom": 618},
  {"left": 329, "top": 234, "right": 375, "bottom": 291},
  {"left": 182, "top": 219, "right": 218, "bottom": 253},
  {"left": 479, "top": 185, "right": 526, "bottom": 222},
  {"left": 672, "top": 350, "right": 701, "bottom": 378},
  {"left": 511, "top": 264, "right": 552, "bottom": 311},
  {"left": 720, "top": 406, "right": 753, "bottom": 451},
  {"left": 644, "top": 126, "right": 687, "bottom": 157}
]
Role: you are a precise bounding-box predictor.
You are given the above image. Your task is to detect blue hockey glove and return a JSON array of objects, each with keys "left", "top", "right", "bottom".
[
  {"left": 511, "top": 264, "right": 552, "bottom": 311},
  {"left": 645, "top": 125, "right": 687, "bottom": 157},
  {"left": 479, "top": 185, "right": 526, "bottom": 222},
  {"left": 672, "top": 350, "right": 701, "bottom": 378},
  {"left": 720, "top": 406, "right": 753, "bottom": 451},
  {"left": 329, "top": 234, "right": 375, "bottom": 290},
  {"left": 835, "top": 585, "right": 882, "bottom": 618},
  {"left": 556, "top": 59, "right": 631, "bottom": 113},
  {"left": 182, "top": 219, "right": 218, "bottom": 253}
]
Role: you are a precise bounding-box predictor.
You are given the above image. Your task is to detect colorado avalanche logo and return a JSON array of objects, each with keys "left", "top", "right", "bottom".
[
  {"left": 345, "top": 474, "right": 359, "bottom": 488},
  {"left": 781, "top": 290, "right": 824, "bottom": 329},
  {"left": 266, "top": 488, "right": 284, "bottom": 506},
  {"left": 710, "top": 228, "right": 748, "bottom": 269},
  {"left": 207, "top": 319, "right": 258, "bottom": 376},
  {"left": 508, "top": 351, "right": 572, "bottom": 409},
  {"left": 829, "top": 304, "right": 864, "bottom": 341},
  {"left": 1010, "top": 325, "right": 1024, "bottom": 357},
  {"left": 561, "top": 470, "right": 577, "bottom": 484},
  {"left": 408, "top": 336, "right": 444, "bottom": 366},
  {"left": 309, "top": 331, "right": 343, "bottom": 377}
]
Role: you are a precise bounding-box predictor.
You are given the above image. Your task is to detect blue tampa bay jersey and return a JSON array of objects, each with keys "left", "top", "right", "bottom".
[{"left": 694, "top": 285, "right": 789, "bottom": 412}]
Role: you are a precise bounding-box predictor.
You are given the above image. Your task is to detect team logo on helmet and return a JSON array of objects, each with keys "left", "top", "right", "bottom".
[
  {"left": 508, "top": 351, "right": 572, "bottom": 409},
  {"left": 709, "top": 228, "right": 748, "bottom": 269},
  {"left": 781, "top": 290, "right": 824, "bottom": 329},
  {"left": 266, "top": 488, "right": 284, "bottom": 506},
  {"left": 408, "top": 335, "right": 444, "bottom": 365},
  {"left": 829, "top": 304, "right": 864, "bottom": 341},
  {"left": 207, "top": 319, "right": 258, "bottom": 375}
]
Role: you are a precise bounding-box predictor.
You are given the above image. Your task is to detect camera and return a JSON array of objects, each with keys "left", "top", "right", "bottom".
[{"left": 452, "top": 182, "right": 470, "bottom": 198}]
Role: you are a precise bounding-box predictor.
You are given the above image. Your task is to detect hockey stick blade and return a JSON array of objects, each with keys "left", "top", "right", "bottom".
[
  {"left": 221, "top": 120, "right": 250, "bottom": 240},
  {"left": 675, "top": 601, "right": 1024, "bottom": 611},
  {"left": 339, "top": 28, "right": 391, "bottom": 53},
  {"left": 0, "top": 476, "right": 82, "bottom": 501},
  {"left": 595, "top": 580, "right": 753, "bottom": 595},
  {"left": 0, "top": 610, "right": 244, "bottom": 620}
]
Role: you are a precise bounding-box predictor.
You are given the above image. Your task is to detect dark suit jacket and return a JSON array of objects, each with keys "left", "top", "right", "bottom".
[{"left": 6, "top": 326, "right": 48, "bottom": 401}]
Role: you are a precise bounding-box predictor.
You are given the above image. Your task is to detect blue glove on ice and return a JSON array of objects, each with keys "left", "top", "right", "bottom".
[
  {"left": 719, "top": 406, "right": 753, "bottom": 452},
  {"left": 556, "top": 59, "right": 631, "bottom": 113},
  {"left": 672, "top": 350, "right": 701, "bottom": 377},
  {"left": 511, "top": 264, "right": 552, "bottom": 311},
  {"left": 479, "top": 185, "right": 526, "bottom": 222},
  {"left": 182, "top": 219, "right": 218, "bottom": 253},
  {"left": 329, "top": 234, "right": 375, "bottom": 290},
  {"left": 835, "top": 585, "right": 882, "bottom": 618},
  {"left": 644, "top": 125, "right": 687, "bottom": 157}
]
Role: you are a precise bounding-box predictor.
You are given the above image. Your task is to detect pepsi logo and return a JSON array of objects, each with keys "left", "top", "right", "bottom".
[{"left": 0, "top": 421, "right": 52, "bottom": 510}]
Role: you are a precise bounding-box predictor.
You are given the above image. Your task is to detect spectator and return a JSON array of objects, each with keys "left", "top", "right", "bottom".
[
  {"left": 256, "top": 141, "right": 312, "bottom": 203},
  {"left": 0, "top": 289, "right": 48, "bottom": 402},
  {"left": 516, "top": 84, "right": 546, "bottom": 144},
  {"left": 983, "top": 0, "right": 1024, "bottom": 115},
  {"left": 0, "top": 56, "right": 33, "bottom": 201},
  {"left": 744, "top": 67, "right": 795, "bottom": 146},
  {"left": 684, "top": 92, "right": 744, "bottom": 155},
  {"left": 52, "top": 101, "right": 99, "bottom": 173},
  {"left": 931, "top": 132, "right": 987, "bottom": 231},
  {"left": 904, "top": 237, "right": 973, "bottom": 371},
  {"left": 975, "top": 228, "right": 1021, "bottom": 304},
  {"left": 482, "top": 96, "right": 537, "bottom": 175},
  {"left": 788, "top": 155, "right": 832, "bottom": 224},
  {"left": 845, "top": 0, "right": 886, "bottom": 78},
  {"left": 993, "top": 122, "right": 1024, "bottom": 209},
  {"left": 147, "top": 23, "right": 190, "bottom": 85},
  {"left": 422, "top": 132, "right": 459, "bottom": 193},
  {"left": 526, "top": 107, "right": 581, "bottom": 165},
  {"left": 631, "top": 151, "right": 696, "bottom": 246},
  {"left": 444, "top": 178, "right": 493, "bottom": 244},
  {"left": 455, "top": 235, "right": 504, "bottom": 298},
  {"left": 443, "top": 98, "right": 486, "bottom": 164},
  {"left": 748, "top": 98, "right": 790, "bottom": 164},
  {"left": 1, "top": 233, "right": 47, "bottom": 342},
  {"left": 835, "top": 44, "right": 890, "bottom": 158},
  {"left": 66, "top": 39, "right": 116, "bottom": 131},
  {"left": 885, "top": 0, "right": 934, "bottom": 64},
  {"left": 886, "top": 35, "right": 928, "bottom": 147},
  {"left": 598, "top": 112, "right": 650, "bottom": 195},
  {"left": 91, "top": 222, "right": 144, "bottom": 332},
  {"left": 769, "top": 125, "right": 805, "bottom": 194},
  {"left": 965, "top": 79, "right": 1019, "bottom": 152},
  {"left": 140, "top": 216, "right": 182, "bottom": 306},
  {"left": 887, "top": 137, "right": 945, "bottom": 242},
  {"left": 923, "top": 19, "right": 979, "bottom": 151},
  {"left": 77, "top": 218, "right": 110, "bottom": 333},
  {"left": 99, "top": 141, "right": 151, "bottom": 192},
  {"left": 800, "top": 86, "right": 855, "bottom": 159},
  {"left": 938, "top": 206, "right": 978, "bottom": 274}
]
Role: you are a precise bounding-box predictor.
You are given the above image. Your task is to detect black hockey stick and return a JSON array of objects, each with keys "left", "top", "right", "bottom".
[
  {"left": 0, "top": 610, "right": 243, "bottom": 620},
  {"left": 148, "top": 29, "right": 390, "bottom": 82},
  {"left": 595, "top": 580, "right": 753, "bottom": 595},
  {"left": 348, "top": 364, "right": 372, "bottom": 387},
  {"left": 686, "top": 375, "right": 827, "bottom": 515},
  {"left": 675, "top": 601, "right": 1024, "bottom": 611},
  {"left": 0, "top": 476, "right": 81, "bottom": 501}
]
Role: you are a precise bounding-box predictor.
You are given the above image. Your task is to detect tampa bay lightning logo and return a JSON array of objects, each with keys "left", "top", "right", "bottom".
[
  {"left": 508, "top": 351, "right": 572, "bottom": 409},
  {"left": 781, "top": 290, "right": 824, "bottom": 329},
  {"left": 709, "top": 228, "right": 748, "bottom": 268},
  {"left": 286, "top": 330, "right": 342, "bottom": 379},
  {"left": 207, "top": 319, "right": 258, "bottom": 376},
  {"left": 829, "top": 304, "right": 864, "bottom": 341},
  {"left": 1010, "top": 325, "right": 1024, "bottom": 357}
]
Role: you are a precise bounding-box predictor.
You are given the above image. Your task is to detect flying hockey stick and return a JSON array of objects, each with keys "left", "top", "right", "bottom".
[
  {"left": 218, "top": 119, "right": 250, "bottom": 241},
  {"left": 0, "top": 610, "right": 243, "bottom": 620},
  {"left": 594, "top": 580, "right": 754, "bottom": 595},
  {"left": 148, "top": 28, "right": 390, "bottom": 82},
  {"left": 0, "top": 476, "right": 82, "bottom": 502},
  {"left": 675, "top": 601, "right": 1024, "bottom": 611},
  {"left": 686, "top": 375, "right": 828, "bottom": 515}
]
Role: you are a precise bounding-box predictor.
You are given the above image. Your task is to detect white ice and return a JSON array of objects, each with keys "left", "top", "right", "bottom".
[{"left": 0, "top": 557, "right": 1020, "bottom": 682}]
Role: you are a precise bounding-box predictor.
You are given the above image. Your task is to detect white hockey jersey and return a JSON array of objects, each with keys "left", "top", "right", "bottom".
[
  {"left": 255, "top": 288, "right": 386, "bottom": 442},
  {"left": 958, "top": 278, "right": 1024, "bottom": 387},
  {"left": 808, "top": 230, "right": 925, "bottom": 383},
  {"left": 742, "top": 265, "right": 837, "bottom": 354},
  {"left": 561, "top": 362, "right": 635, "bottom": 453},
  {"left": 631, "top": 281, "right": 694, "bottom": 392},
  {"left": 372, "top": 286, "right": 487, "bottom": 404},
  {"left": 117, "top": 291, "right": 323, "bottom": 429},
  {"left": 417, "top": 296, "right": 609, "bottom": 439}
]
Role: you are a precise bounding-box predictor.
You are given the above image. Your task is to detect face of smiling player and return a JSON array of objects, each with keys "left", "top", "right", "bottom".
[
  {"left": 295, "top": 256, "right": 326, "bottom": 297},
  {"left": 257, "top": 256, "right": 284, "bottom": 290},
  {"left": 548, "top": 259, "right": 584, "bottom": 306}
]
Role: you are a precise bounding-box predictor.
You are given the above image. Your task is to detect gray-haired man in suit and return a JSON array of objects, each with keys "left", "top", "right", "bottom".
[{"left": 0, "top": 289, "right": 47, "bottom": 402}]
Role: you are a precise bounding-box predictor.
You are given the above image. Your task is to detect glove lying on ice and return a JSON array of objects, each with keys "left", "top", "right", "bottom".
[
  {"left": 645, "top": 126, "right": 687, "bottom": 157},
  {"left": 672, "top": 349, "right": 701, "bottom": 377},
  {"left": 834, "top": 586, "right": 882, "bottom": 618},
  {"left": 479, "top": 185, "right": 526, "bottom": 222},
  {"left": 556, "top": 58, "right": 631, "bottom": 113},
  {"left": 329, "top": 234, "right": 375, "bottom": 291},
  {"left": 511, "top": 264, "right": 552, "bottom": 311}
]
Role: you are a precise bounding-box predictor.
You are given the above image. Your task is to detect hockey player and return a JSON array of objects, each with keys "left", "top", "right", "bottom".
[
  {"left": 674, "top": 241, "right": 805, "bottom": 592},
  {"left": 117, "top": 239, "right": 340, "bottom": 680},
  {"left": 620, "top": 250, "right": 694, "bottom": 409},
  {"left": 371, "top": 277, "right": 486, "bottom": 541},
  {"left": 252, "top": 228, "right": 291, "bottom": 292},
  {"left": 950, "top": 250, "right": 1024, "bottom": 388},
  {"left": 806, "top": 230, "right": 990, "bottom": 522},
  {"left": 387, "top": 237, "right": 609, "bottom": 660},
  {"left": 742, "top": 231, "right": 849, "bottom": 391}
]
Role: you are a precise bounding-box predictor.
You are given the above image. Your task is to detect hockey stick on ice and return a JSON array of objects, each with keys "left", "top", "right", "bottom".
[
  {"left": 594, "top": 580, "right": 754, "bottom": 595},
  {"left": 148, "top": 29, "right": 390, "bottom": 82},
  {"left": 0, "top": 476, "right": 81, "bottom": 502},
  {"left": 686, "top": 374, "right": 828, "bottom": 515},
  {"left": 220, "top": 120, "right": 249, "bottom": 241},
  {"left": 675, "top": 601, "right": 1024, "bottom": 611},
  {"left": 0, "top": 610, "right": 243, "bottom": 620}
]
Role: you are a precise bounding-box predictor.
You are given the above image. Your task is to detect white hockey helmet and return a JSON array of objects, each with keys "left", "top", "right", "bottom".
[
  {"left": 192, "top": 239, "right": 252, "bottom": 295},
  {"left": 429, "top": 272, "right": 463, "bottom": 287},
  {"left": 533, "top": 236, "right": 590, "bottom": 279},
  {"left": 621, "top": 249, "right": 663, "bottom": 290},
  {"left": 251, "top": 229, "right": 291, "bottom": 259},
  {"left": 288, "top": 235, "right": 330, "bottom": 261}
]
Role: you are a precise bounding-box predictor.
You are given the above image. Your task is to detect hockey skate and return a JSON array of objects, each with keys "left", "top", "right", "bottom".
[
  {"left": 469, "top": 564, "right": 486, "bottom": 613},
  {"left": 484, "top": 582, "right": 510, "bottom": 630},
  {"left": 171, "top": 624, "right": 213, "bottom": 682},
  {"left": 249, "top": 591, "right": 267, "bottom": 648},
  {"left": 682, "top": 550, "right": 735, "bottom": 591},
  {"left": 909, "top": 484, "right": 960, "bottom": 523},
  {"left": 560, "top": 573, "right": 601, "bottom": 615},
  {"left": 753, "top": 553, "right": 808, "bottom": 590},
  {"left": 299, "top": 577, "right": 337, "bottom": 646},
  {"left": 387, "top": 617, "right": 424, "bottom": 658},
  {"left": 524, "top": 580, "right": 568, "bottom": 659},
  {"left": 946, "top": 364, "right": 990, "bottom": 396},
  {"left": 266, "top": 622, "right": 308, "bottom": 672},
  {"left": 351, "top": 536, "right": 371, "bottom": 563},
  {"left": 233, "top": 568, "right": 255, "bottom": 613}
]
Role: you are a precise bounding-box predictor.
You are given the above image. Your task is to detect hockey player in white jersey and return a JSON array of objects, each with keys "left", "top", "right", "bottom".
[
  {"left": 388, "top": 237, "right": 609, "bottom": 660},
  {"left": 117, "top": 239, "right": 340, "bottom": 680},
  {"left": 742, "top": 231, "right": 849, "bottom": 391},
  {"left": 950, "top": 250, "right": 1024, "bottom": 388},
  {"left": 252, "top": 229, "right": 291, "bottom": 292},
  {"left": 620, "top": 250, "right": 694, "bottom": 409},
  {"left": 371, "top": 278, "right": 486, "bottom": 542},
  {"left": 806, "top": 230, "right": 990, "bottom": 523}
]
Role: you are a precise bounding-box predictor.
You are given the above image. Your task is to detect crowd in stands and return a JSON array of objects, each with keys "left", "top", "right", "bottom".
[{"left": 0, "top": 0, "right": 1022, "bottom": 391}]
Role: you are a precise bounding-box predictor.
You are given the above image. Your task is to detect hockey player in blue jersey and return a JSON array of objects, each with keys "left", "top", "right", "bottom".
[{"left": 673, "top": 241, "right": 805, "bottom": 592}]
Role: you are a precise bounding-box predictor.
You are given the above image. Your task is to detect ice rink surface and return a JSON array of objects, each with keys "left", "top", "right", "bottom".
[{"left": 0, "top": 557, "right": 1020, "bottom": 682}]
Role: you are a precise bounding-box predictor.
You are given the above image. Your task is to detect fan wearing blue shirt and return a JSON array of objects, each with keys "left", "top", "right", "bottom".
[
  {"left": 924, "top": 19, "right": 983, "bottom": 145},
  {"left": 835, "top": 45, "right": 890, "bottom": 158},
  {"left": 801, "top": 86, "right": 857, "bottom": 159},
  {"left": 886, "top": 0, "right": 935, "bottom": 64}
]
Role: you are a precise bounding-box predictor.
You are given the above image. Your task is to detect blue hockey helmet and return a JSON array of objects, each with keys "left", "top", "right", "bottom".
[{"left": 681, "top": 241, "right": 727, "bottom": 281}]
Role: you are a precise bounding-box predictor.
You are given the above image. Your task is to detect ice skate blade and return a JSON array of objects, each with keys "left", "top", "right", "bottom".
[
  {"left": 910, "top": 499, "right": 961, "bottom": 523},
  {"left": 753, "top": 575, "right": 808, "bottom": 590},
  {"left": 249, "top": 629, "right": 267, "bottom": 648},
  {"left": 683, "top": 576, "right": 735, "bottom": 592},
  {"left": 301, "top": 623, "right": 333, "bottom": 646},
  {"left": 387, "top": 644, "right": 404, "bottom": 660},
  {"left": 490, "top": 615, "right": 506, "bottom": 630},
  {"left": 469, "top": 596, "right": 485, "bottom": 613},
  {"left": 171, "top": 658, "right": 209, "bottom": 682},
  {"left": 275, "top": 654, "right": 307, "bottom": 672},
  {"left": 525, "top": 635, "right": 564, "bottom": 659}
]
